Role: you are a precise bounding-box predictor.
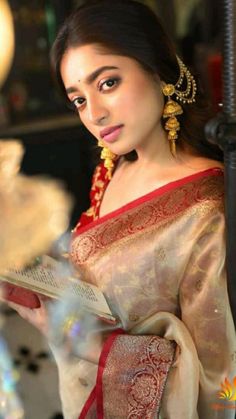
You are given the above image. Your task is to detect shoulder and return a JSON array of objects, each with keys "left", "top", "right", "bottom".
[
  {"left": 190, "top": 169, "right": 224, "bottom": 217},
  {"left": 177, "top": 154, "right": 224, "bottom": 203}
]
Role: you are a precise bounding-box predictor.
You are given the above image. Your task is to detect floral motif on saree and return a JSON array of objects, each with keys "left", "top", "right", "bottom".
[{"left": 79, "top": 331, "right": 176, "bottom": 418}]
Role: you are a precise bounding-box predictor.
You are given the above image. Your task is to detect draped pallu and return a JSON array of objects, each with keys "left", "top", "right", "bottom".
[{"left": 54, "top": 166, "right": 236, "bottom": 419}]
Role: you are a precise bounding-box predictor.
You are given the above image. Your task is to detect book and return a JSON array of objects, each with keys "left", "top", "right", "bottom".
[{"left": 0, "top": 255, "right": 116, "bottom": 323}]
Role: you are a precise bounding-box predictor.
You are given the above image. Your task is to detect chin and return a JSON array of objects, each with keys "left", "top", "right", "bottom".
[{"left": 108, "top": 144, "right": 135, "bottom": 157}]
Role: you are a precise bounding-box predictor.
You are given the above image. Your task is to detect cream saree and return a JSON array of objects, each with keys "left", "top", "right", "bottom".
[{"left": 54, "top": 167, "right": 236, "bottom": 419}]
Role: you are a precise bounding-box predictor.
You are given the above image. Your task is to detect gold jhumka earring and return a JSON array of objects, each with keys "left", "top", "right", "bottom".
[
  {"left": 162, "top": 57, "right": 197, "bottom": 157},
  {"left": 98, "top": 139, "right": 117, "bottom": 180}
]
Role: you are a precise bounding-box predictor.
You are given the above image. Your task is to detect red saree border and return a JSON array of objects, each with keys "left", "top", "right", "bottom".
[
  {"left": 71, "top": 169, "right": 224, "bottom": 265},
  {"left": 78, "top": 329, "right": 124, "bottom": 419},
  {"left": 75, "top": 167, "right": 223, "bottom": 236},
  {"left": 96, "top": 329, "right": 125, "bottom": 419},
  {"left": 78, "top": 386, "right": 96, "bottom": 419},
  {"left": 78, "top": 330, "right": 175, "bottom": 419},
  {"left": 96, "top": 334, "right": 176, "bottom": 418}
]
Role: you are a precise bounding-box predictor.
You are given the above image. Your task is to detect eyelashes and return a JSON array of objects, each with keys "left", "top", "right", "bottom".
[
  {"left": 98, "top": 77, "right": 121, "bottom": 92},
  {"left": 71, "top": 96, "right": 85, "bottom": 109},
  {"left": 69, "top": 76, "right": 121, "bottom": 112}
]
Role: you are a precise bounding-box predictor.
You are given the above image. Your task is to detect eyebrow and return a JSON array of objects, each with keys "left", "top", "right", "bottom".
[{"left": 65, "top": 65, "right": 119, "bottom": 94}]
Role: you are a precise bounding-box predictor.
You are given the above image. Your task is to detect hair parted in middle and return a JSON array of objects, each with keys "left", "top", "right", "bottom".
[{"left": 51, "top": 0, "right": 223, "bottom": 162}]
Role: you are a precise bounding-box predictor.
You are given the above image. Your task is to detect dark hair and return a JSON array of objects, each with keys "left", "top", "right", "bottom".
[{"left": 51, "top": 0, "right": 223, "bottom": 162}]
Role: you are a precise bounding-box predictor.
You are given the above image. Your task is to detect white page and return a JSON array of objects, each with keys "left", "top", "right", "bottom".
[{"left": 1, "top": 255, "right": 114, "bottom": 320}]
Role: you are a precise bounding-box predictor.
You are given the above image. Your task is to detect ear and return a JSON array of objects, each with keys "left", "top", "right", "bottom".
[
  {"left": 153, "top": 73, "right": 161, "bottom": 83},
  {"left": 160, "top": 80, "right": 166, "bottom": 90},
  {"left": 153, "top": 74, "right": 165, "bottom": 90}
]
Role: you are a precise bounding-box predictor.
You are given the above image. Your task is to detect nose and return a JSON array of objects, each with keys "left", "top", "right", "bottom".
[{"left": 86, "top": 95, "right": 109, "bottom": 125}]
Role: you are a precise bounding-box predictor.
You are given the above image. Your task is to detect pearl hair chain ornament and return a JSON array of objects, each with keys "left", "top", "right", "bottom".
[{"left": 162, "top": 57, "right": 197, "bottom": 156}]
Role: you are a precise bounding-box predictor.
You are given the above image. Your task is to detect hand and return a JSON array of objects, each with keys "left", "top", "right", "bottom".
[
  {"left": 49, "top": 298, "right": 105, "bottom": 364},
  {"left": 6, "top": 296, "right": 49, "bottom": 337}
]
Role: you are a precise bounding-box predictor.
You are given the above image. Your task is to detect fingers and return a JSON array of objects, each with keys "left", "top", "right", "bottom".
[
  {"left": 8, "top": 301, "right": 27, "bottom": 313},
  {"left": 1, "top": 295, "right": 50, "bottom": 337},
  {"left": 0, "top": 297, "right": 30, "bottom": 318},
  {"left": 38, "top": 294, "right": 50, "bottom": 302},
  {"left": 37, "top": 296, "right": 50, "bottom": 315},
  {"left": 8, "top": 302, "right": 34, "bottom": 320}
]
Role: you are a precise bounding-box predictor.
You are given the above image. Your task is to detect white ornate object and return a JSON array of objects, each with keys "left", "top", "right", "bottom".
[
  {"left": 0, "top": 0, "right": 14, "bottom": 87},
  {"left": 0, "top": 139, "right": 73, "bottom": 272}
]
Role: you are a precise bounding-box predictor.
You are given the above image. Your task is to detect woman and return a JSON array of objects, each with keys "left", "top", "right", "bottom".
[{"left": 9, "top": 1, "right": 236, "bottom": 418}]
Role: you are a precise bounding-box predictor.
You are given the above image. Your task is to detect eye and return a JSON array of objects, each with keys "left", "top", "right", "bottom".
[
  {"left": 71, "top": 96, "right": 86, "bottom": 111},
  {"left": 99, "top": 77, "right": 120, "bottom": 92}
]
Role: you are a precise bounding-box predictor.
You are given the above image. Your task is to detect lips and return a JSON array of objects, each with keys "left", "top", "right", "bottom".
[{"left": 100, "top": 125, "right": 123, "bottom": 139}]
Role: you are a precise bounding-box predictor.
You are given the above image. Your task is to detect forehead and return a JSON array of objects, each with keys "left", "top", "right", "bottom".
[{"left": 60, "top": 44, "right": 142, "bottom": 84}]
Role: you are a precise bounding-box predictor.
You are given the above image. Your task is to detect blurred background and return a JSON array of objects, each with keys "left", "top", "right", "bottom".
[
  {"left": 0, "top": 0, "right": 223, "bottom": 227},
  {"left": 0, "top": 1, "right": 224, "bottom": 418}
]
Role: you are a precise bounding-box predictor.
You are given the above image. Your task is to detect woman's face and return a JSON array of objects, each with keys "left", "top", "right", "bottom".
[{"left": 60, "top": 44, "right": 165, "bottom": 156}]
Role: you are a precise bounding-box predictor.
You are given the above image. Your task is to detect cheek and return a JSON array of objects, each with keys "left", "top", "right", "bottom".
[
  {"left": 79, "top": 114, "right": 97, "bottom": 139},
  {"left": 122, "top": 85, "right": 164, "bottom": 124}
]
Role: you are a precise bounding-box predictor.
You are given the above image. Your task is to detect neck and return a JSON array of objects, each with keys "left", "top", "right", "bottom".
[{"left": 134, "top": 128, "right": 177, "bottom": 170}]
